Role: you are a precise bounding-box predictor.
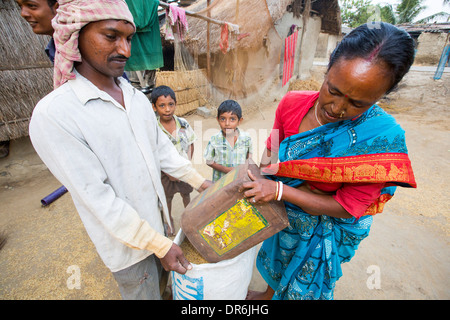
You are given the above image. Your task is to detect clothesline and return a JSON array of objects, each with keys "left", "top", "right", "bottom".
[{"left": 158, "top": 1, "right": 240, "bottom": 31}]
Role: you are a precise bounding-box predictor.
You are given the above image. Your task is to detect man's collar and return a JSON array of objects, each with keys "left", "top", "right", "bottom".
[{"left": 69, "top": 69, "right": 134, "bottom": 107}]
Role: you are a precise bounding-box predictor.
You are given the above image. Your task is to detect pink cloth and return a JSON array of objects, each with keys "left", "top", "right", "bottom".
[
  {"left": 282, "top": 30, "right": 298, "bottom": 86},
  {"left": 166, "top": 4, "right": 188, "bottom": 41},
  {"left": 51, "top": 0, "right": 135, "bottom": 88}
]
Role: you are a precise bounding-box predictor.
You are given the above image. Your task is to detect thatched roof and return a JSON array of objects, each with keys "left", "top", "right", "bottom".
[
  {"left": 266, "top": 0, "right": 295, "bottom": 22},
  {"left": 183, "top": 0, "right": 274, "bottom": 55},
  {"left": 181, "top": 0, "right": 341, "bottom": 55},
  {"left": 311, "top": 0, "right": 341, "bottom": 35},
  {"left": 270, "top": 0, "right": 342, "bottom": 35},
  {"left": 0, "top": 0, "right": 53, "bottom": 141},
  {"left": 398, "top": 22, "right": 450, "bottom": 36}
]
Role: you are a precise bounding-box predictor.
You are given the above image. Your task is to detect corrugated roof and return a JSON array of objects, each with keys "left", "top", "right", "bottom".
[{"left": 397, "top": 22, "right": 450, "bottom": 33}]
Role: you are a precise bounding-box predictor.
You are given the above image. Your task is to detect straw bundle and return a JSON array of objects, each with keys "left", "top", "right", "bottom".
[
  {"left": 287, "top": 79, "right": 321, "bottom": 92},
  {"left": 155, "top": 69, "right": 208, "bottom": 116}
]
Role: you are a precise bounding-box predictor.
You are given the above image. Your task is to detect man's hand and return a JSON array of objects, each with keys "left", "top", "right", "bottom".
[
  {"left": 160, "top": 243, "right": 192, "bottom": 274},
  {"left": 198, "top": 179, "right": 213, "bottom": 192}
]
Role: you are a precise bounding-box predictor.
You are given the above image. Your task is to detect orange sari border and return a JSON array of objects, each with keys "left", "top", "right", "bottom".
[
  {"left": 365, "top": 193, "right": 393, "bottom": 215},
  {"left": 263, "top": 152, "right": 417, "bottom": 188}
]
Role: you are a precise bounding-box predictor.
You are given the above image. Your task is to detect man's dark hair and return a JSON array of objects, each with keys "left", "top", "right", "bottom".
[
  {"left": 328, "top": 22, "right": 415, "bottom": 94},
  {"left": 217, "top": 100, "right": 242, "bottom": 119},
  {"left": 151, "top": 85, "right": 177, "bottom": 105}
]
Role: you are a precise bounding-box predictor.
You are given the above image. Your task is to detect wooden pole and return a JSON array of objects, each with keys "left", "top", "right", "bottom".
[
  {"left": 206, "top": 0, "right": 211, "bottom": 79},
  {"left": 232, "top": 0, "right": 240, "bottom": 98}
]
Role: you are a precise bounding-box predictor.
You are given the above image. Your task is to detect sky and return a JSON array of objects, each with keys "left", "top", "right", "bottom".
[{"left": 370, "top": 0, "right": 450, "bottom": 22}]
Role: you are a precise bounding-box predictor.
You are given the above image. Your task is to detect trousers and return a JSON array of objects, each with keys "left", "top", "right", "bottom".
[{"left": 112, "top": 254, "right": 164, "bottom": 300}]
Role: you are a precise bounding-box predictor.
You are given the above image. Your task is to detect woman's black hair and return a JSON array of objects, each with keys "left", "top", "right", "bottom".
[
  {"left": 47, "top": 0, "right": 58, "bottom": 7},
  {"left": 328, "top": 22, "right": 415, "bottom": 94},
  {"left": 217, "top": 100, "right": 242, "bottom": 119},
  {"left": 151, "top": 85, "right": 177, "bottom": 105}
]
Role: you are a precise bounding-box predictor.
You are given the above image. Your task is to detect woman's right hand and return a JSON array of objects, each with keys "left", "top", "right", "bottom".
[{"left": 240, "top": 170, "right": 278, "bottom": 204}]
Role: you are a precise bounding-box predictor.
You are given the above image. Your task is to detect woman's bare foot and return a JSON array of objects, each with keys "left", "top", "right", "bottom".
[{"left": 246, "top": 287, "right": 274, "bottom": 300}]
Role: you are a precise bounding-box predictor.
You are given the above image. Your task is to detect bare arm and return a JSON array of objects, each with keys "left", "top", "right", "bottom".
[
  {"left": 188, "top": 143, "right": 194, "bottom": 161},
  {"left": 240, "top": 170, "right": 352, "bottom": 219},
  {"left": 206, "top": 160, "right": 234, "bottom": 174}
]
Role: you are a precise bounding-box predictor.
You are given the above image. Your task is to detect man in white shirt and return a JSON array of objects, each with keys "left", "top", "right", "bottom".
[{"left": 29, "top": 0, "right": 210, "bottom": 299}]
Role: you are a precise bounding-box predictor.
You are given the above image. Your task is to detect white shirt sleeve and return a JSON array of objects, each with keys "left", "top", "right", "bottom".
[{"left": 29, "top": 103, "right": 173, "bottom": 258}]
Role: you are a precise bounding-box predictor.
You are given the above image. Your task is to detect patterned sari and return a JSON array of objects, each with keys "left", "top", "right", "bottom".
[{"left": 257, "top": 105, "right": 416, "bottom": 300}]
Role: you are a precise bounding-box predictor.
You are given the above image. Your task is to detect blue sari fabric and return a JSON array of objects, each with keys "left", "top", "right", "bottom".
[{"left": 257, "top": 105, "right": 410, "bottom": 300}]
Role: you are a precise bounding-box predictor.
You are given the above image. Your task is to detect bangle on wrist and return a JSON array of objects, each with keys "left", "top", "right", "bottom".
[
  {"left": 277, "top": 181, "right": 283, "bottom": 201},
  {"left": 274, "top": 181, "right": 279, "bottom": 201}
]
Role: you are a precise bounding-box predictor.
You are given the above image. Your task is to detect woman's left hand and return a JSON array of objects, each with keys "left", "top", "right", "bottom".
[{"left": 240, "top": 170, "right": 278, "bottom": 204}]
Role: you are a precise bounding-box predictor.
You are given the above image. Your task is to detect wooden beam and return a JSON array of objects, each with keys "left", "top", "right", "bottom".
[{"left": 206, "top": 0, "right": 211, "bottom": 78}]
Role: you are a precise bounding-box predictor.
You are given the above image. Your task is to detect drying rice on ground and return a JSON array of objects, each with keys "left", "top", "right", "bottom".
[{"left": 287, "top": 79, "right": 321, "bottom": 91}]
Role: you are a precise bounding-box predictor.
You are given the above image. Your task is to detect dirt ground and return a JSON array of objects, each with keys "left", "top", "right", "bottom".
[{"left": 0, "top": 65, "right": 448, "bottom": 300}]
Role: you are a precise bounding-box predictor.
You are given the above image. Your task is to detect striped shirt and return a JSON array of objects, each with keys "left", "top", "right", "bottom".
[
  {"left": 204, "top": 128, "right": 253, "bottom": 182},
  {"left": 157, "top": 115, "right": 196, "bottom": 160}
]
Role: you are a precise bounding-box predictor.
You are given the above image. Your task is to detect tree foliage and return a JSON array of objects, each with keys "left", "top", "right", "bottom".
[
  {"left": 339, "top": 0, "right": 431, "bottom": 27},
  {"left": 396, "top": 0, "right": 427, "bottom": 23}
]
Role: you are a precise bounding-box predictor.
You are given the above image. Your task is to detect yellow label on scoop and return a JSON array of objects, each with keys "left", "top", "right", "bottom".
[{"left": 199, "top": 198, "right": 268, "bottom": 255}]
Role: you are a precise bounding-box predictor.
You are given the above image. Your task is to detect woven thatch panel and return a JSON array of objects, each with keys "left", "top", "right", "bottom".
[
  {"left": 0, "top": 0, "right": 53, "bottom": 141},
  {"left": 0, "top": 68, "right": 53, "bottom": 141},
  {"left": 155, "top": 69, "right": 208, "bottom": 116}
]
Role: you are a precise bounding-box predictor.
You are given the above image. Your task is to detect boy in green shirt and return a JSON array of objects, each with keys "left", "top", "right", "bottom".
[{"left": 204, "top": 100, "right": 253, "bottom": 182}]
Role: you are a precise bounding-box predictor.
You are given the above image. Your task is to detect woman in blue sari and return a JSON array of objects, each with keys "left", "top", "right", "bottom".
[{"left": 242, "top": 23, "right": 417, "bottom": 300}]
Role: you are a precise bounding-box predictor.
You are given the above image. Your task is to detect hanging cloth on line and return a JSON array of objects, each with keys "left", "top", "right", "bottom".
[
  {"left": 219, "top": 23, "right": 240, "bottom": 54},
  {"left": 220, "top": 23, "right": 229, "bottom": 54},
  {"left": 282, "top": 29, "right": 298, "bottom": 87},
  {"left": 164, "top": 3, "right": 189, "bottom": 41},
  {"left": 124, "top": 0, "right": 163, "bottom": 71}
]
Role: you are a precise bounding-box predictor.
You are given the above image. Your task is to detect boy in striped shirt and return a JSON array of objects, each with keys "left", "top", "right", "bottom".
[{"left": 204, "top": 100, "right": 253, "bottom": 182}]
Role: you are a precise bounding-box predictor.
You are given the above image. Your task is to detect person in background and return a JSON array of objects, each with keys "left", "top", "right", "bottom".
[
  {"left": 151, "top": 85, "right": 196, "bottom": 236},
  {"left": 204, "top": 100, "right": 253, "bottom": 182},
  {"left": 16, "top": 0, "right": 129, "bottom": 83},
  {"left": 29, "top": 0, "right": 211, "bottom": 300},
  {"left": 242, "top": 22, "right": 417, "bottom": 300},
  {"left": 16, "top": 0, "right": 59, "bottom": 62}
]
